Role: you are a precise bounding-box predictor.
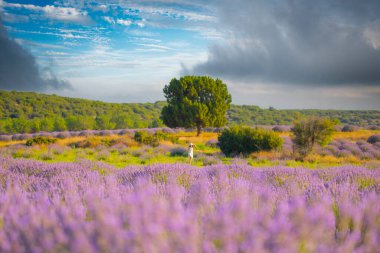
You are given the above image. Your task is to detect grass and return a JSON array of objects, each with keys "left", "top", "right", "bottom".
[
  {"left": 332, "top": 130, "right": 380, "bottom": 140},
  {"left": 0, "top": 130, "right": 379, "bottom": 168}
]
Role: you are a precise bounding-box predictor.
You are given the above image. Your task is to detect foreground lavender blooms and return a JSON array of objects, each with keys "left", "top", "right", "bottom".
[{"left": 0, "top": 158, "right": 379, "bottom": 252}]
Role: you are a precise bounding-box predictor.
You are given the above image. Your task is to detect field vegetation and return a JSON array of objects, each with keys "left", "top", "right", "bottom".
[
  {"left": 0, "top": 156, "right": 379, "bottom": 252},
  {"left": 0, "top": 90, "right": 379, "bottom": 252},
  {"left": 1, "top": 90, "right": 379, "bottom": 134},
  {"left": 0, "top": 125, "right": 379, "bottom": 252},
  {"left": 0, "top": 127, "right": 379, "bottom": 168}
]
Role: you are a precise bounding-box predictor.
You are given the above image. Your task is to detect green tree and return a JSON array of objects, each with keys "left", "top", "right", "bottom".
[
  {"left": 66, "top": 116, "right": 95, "bottom": 131},
  {"left": 149, "top": 118, "right": 163, "bottom": 128},
  {"left": 111, "top": 112, "right": 129, "bottom": 129},
  {"left": 54, "top": 116, "right": 67, "bottom": 131},
  {"left": 292, "top": 116, "right": 335, "bottom": 158},
  {"left": 161, "top": 76, "right": 232, "bottom": 136},
  {"left": 29, "top": 118, "right": 41, "bottom": 133},
  {"left": 10, "top": 118, "right": 30, "bottom": 133},
  {"left": 40, "top": 118, "right": 55, "bottom": 132},
  {"left": 95, "top": 115, "right": 116, "bottom": 130},
  {"left": 0, "top": 119, "right": 10, "bottom": 134}
]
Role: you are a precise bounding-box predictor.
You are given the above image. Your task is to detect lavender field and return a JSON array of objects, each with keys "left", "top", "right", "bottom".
[
  {"left": 0, "top": 157, "right": 379, "bottom": 252},
  {"left": 2, "top": 0, "right": 380, "bottom": 251}
]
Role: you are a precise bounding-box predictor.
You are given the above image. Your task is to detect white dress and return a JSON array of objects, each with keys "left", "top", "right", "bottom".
[{"left": 188, "top": 146, "right": 194, "bottom": 158}]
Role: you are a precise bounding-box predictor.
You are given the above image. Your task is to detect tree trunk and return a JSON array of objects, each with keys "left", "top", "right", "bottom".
[{"left": 196, "top": 124, "right": 202, "bottom": 136}]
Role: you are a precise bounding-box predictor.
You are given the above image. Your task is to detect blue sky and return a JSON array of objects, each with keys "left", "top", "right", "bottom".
[{"left": 1, "top": 0, "right": 380, "bottom": 109}]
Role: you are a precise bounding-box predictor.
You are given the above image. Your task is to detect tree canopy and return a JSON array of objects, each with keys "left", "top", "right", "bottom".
[{"left": 161, "top": 76, "right": 232, "bottom": 135}]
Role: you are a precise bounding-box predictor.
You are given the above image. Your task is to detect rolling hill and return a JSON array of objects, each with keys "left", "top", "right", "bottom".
[{"left": 0, "top": 90, "right": 379, "bottom": 134}]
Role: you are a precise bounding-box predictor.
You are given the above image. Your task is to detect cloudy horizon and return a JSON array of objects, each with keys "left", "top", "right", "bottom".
[{"left": 0, "top": 0, "right": 380, "bottom": 109}]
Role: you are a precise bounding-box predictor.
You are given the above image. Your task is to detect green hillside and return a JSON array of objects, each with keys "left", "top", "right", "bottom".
[
  {"left": 0, "top": 90, "right": 379, "bottom": 134},
  {"left": 228, "top": 105, "right": 379, "bottom": 126}
]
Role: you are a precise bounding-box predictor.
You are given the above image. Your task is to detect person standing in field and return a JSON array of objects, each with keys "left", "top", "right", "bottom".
[{"left": 188, "top": 143, "right": 195, "bottom": 164}]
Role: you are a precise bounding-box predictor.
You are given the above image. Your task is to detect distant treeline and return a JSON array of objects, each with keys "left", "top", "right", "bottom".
[
  {"left": 0, "top": 90, "right": 379, "bottom": 134},
  {"left": 228, "top": 105, "right": 379, "bottom": 126}
]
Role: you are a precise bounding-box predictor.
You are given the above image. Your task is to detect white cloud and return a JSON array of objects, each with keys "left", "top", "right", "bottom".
[
  {"left": 7, "top": 27, "right": 91, "bottom": 40},
  {"left": 138, "top": 43, "right": 174, "bottom": 51},
  {"left": 14, "top": 39, "right": 68, "bottom": 49},
  {"left": 116, "top": 19, "right": 132, "bottom": 26},
  {"left": 2, "top": 1, "right": 90, "bottom": 24},
  {"left": 55, "top": 47, "right": 208, "bottom": 102},
  {"left": 103, "top": 17, "right": 133, "bottom": 26},
  {"left": 102, "top": 16, "right": 115, "bottom": 24},
  {"left": 0, "top": 11, "right": 29, "bottom": 23},
  {"left": 43, "top": 5, "right": 88, "bottom": 23},
  {"left": 364, "top": 20, "right": 380, "bottom": 50},
  {"left": 44, "top": 51, "right": 68, "bottom": 56},
  {"left": 135, "top": 20, "right": 146, "bottom": 28},
  {"left": 90, "top": 4, "right": 108, "bottom": 12},
  {"left": 128, "top": 5, "right": 216, "bottom": 22}
]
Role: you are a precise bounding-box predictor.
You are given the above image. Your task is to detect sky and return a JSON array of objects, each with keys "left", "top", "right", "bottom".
[{"left": 0, "top": 0, "right": 380, "bottom": 109}]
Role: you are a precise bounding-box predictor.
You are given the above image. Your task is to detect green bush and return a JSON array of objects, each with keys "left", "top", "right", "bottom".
[
  {"left": 69, "top": 138, "right": 102, "bottom": 148},
  {"left": 154, "top": 131, "right": 179, "bottom": 143},
  {"left": 218, "top": 126, "right": 283, "bottom": 157},
  {"left": 341, "top": 125, "right": 358, "bottom": 132},
  {"left": 134, "top": 130, "right": 178, "bottom": 147},
  {"left": 134, "top": 131, "right": 159, "bottom": 147},
  {"left": 26, "top": 136, "right": 57, "bottom": 146},
  {"left": 292, "top": 116, "right": 335, "bottom": 158}
]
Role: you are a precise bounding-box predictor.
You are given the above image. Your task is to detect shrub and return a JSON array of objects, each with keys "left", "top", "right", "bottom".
[
  {"left": 170, "top": 147, "right": 187, "bottom": 157},
  {"left": 49, "top": 144, "right": 65, "bottom": 155},
  {"left": 12, "top": 148, "right": 34, "bottom": 159},
  {"left": 0, "top": 135, "right": 12, "bottom": 142},
  {"left": 155, "top": 131, "right": 179, "bottom": 143},
  {"left": 70, "top": 131, "right": 80, "bottom": 137},
  {"left": 19, "top": 134, "right": 33, "bottom": 140},
  {"left": 118, "top": 129, "right": 134, "bottom": 136},
  {"left": 70, "top": 138, "right": 102, "bottom": 148},
  {"left": 109, "top": 129, "right": 122, "bottom": 135},
  {"left": 96, "top": 150, "right": 110, "bottom": 161},
  {"left": 12, "top": 134, "right": 23, "bottom": 141},
  {"left": 26, "top": 136, "right": 57, "bottom": 146},
  {"left": 134, "top": 131, "right": 159, "bottom": 147},
  {"left": 367, "top": 134, "right": 380, "bottom": 144},
  {"left": 79, "top": 130, "right": 94, "bottom": 137},
  {"left": 292, "top": 116, "right": 335, "bottom": 158},
  {"left": 341, "top": 125, "right": 358, "bottom": 132},
  {"left": 218, "top": 126, "right": 283, "bottom": 157},
  {"left": 38, "top": 152, "right": 53, "bottom": 161},
  {"left": 98, "top": 130, "right": 112, "bottom": 136},
  {"left": 161, "top": 127, "right": 176, "bottom": 134},
  {"left": 272, "top": 125, "right": 290, "bottom": 132},
  {"left": 202, "top": 156, "right": 221, "bottom": 166},
  {"left": 55, "top": 132, "right": 71, "bottom": 139},
  {"left": 134, "top": 130, "right": 178, "bottom": 147},
  {"left": 206, "top": 139, "right": 219, "bottom": 148},
  {"left": 366, "top": 125, "right": 380, "bottom": 130}
]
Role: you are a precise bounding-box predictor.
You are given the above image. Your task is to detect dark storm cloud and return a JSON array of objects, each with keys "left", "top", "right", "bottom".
[
  {"left": 190, "top": 0, "right": 380, "bottom": 86},
  {"left": 0, "top": 19, "right": 71, "bottom": 92}
]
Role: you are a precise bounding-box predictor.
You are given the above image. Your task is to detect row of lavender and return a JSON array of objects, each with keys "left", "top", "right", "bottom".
[
  {"left": 0, "top": 157, "right": 379, "bottom": 252},
  {"left": 0, "top": 128, "right": 177, "bottom": 141},
  {"left": 282, "top": 136, "right": 380, "bottom": 160},
  {"left": 0, "top": 127, "right": 221, "bottom": 142},
  {"left": 1, "top": 125, "right": 379, "bottom": 142}
]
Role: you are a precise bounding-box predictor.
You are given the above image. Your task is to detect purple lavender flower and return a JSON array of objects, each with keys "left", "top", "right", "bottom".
[{"left": 0, "top": 157, "right": 378, "bottom": 252}]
